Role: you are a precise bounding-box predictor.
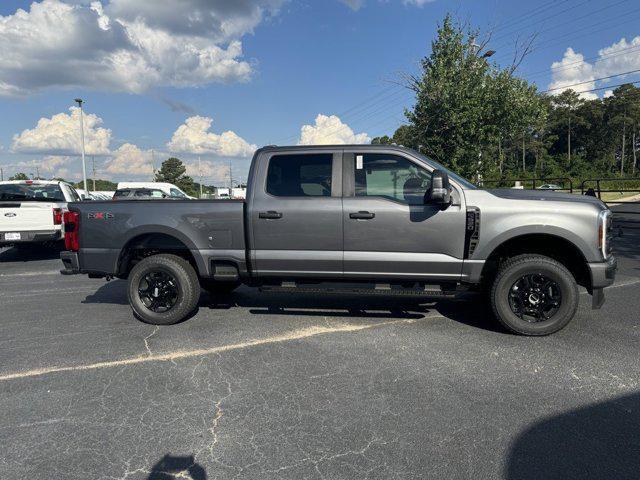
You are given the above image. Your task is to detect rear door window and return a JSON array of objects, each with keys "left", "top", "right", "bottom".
[
  {"left": 0, "top": 183, "right": 65, "bottom": 201},
  {"left": 266, "top": 154, "right": 332, "bottom": 197}
]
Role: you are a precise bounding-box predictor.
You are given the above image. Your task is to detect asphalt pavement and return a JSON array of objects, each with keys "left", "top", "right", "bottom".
[{"left": 1, "top": 210, "right": 639, "bottom": 479}]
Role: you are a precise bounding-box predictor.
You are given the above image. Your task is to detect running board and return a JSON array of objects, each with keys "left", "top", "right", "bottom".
[{"left": 259, "top": 282, "right": 461, "bottom": 298}]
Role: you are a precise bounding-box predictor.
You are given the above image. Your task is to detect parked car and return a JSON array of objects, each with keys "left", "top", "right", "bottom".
[
  {"left": 537, "top": 184, "right": 563, "bottom": 190},
  {"left": 112, "top": 188, "right": 177, "bottom": 200},
  {"left": 61, "top": 145, "right": 616, "bottom": 336},
  {"left": 116, "top": 182, "right": 193, "bottom": 199},
  {"left": 1, "top": 180, "right": 81, "bottom": 247}
]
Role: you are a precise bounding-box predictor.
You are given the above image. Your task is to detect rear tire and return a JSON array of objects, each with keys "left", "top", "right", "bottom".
[
  {"left": 127, "top": 254, "right": 200, "bottom": 325},
  {"left": 490, "top": 254, "right": 578, "bottom": 336}
]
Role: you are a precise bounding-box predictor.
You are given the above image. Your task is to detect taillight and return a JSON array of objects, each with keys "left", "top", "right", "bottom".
[
  {"left": 53, "top": 208, "right": 63, "bottom": 225},
  {"left": 63, "top": 211, "right": 80, "bottom": 251}
]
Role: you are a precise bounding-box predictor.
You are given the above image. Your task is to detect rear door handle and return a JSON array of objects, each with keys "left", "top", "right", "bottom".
[
  {"left": 349, "top": 211, "right": 375, "bottom": 220},
  {"left": 259, "top": 211, "right": 283, "bottom": 219}
]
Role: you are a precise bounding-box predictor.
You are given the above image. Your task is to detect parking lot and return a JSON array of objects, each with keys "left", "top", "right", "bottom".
[{"left": 1, "top": 209, "right": 639, "bottom": 479}]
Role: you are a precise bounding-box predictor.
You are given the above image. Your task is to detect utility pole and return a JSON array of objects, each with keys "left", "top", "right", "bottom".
[
  {"left": 151, "top": 149, "right": 156, "bottom": 180},
  {"left": 75, "top": 98, "right": 88, "bottom": 193},
  {"left": 92, "top": 155, "right": 96, "bottom": 191},
  {"left": 36, "top": 166, "right": 40, "bottom": 180},
  {"left": 228, "top": 159, "right": 233, "bottom": 191},
  {"left": 198, "top": 156, "right": 203, "bottom": 198},
  {"left": 1, "top": 167, "right": 3, "bottom": 181},
  {"left": 522, "top": 133, "right": 526, "bottom": 172}
]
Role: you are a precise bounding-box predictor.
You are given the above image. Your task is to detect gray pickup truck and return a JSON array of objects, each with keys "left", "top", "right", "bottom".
[{"left": 60, "top": 145, "right": 616, "bottom": 335}]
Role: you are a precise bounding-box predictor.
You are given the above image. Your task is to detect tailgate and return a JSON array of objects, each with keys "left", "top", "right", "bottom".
[{"left": 0, "top": 202, "right": 56, "bottom": 232}]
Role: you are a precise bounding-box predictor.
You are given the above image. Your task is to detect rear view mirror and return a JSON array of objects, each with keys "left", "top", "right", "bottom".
[{"left": 427, "top": 169, "right": 451, "bottom": 207}]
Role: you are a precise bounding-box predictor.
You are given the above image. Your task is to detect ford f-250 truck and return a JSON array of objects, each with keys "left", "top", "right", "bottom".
[{"left": 60, "top": 145, "right": 616, "bottom": 335}]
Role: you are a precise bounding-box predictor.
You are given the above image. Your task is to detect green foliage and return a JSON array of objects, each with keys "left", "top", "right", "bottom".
[
  {"left": 9, "top": 172, "right": 29, "bottom": 180},
  {"left": 73, "top": 179, "right": 118, "bottom": 191},
  {"left": 154, "top": 157, "right": 196, "bottom": 196},
  {"left": 380, "top": 15, "right": 640, "bottom": 184}
]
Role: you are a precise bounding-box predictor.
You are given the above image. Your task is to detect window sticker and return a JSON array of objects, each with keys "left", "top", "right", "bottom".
[{"left": 356, "top": 155, "right": 363, "bottom": 170}]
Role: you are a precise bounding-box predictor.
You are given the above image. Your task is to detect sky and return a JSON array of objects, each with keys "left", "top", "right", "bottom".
[{"left": 0, "top": 0, "right": 639, "bottom": 186}]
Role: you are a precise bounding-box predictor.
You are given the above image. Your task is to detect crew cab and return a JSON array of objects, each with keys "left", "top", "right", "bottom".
[
  {"left": 1, "top": 180, "right": 81, "bottom": 247},
  {"left": 60, "top": 145, "right": 616, "bottom": 335}
]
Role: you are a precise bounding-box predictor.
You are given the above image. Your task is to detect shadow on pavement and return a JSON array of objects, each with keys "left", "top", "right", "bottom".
[
  {"left": 506, "top": 391, "right": 640, "bottom": 480},
  {"left": 0, "top": 243, "right": 63, "bottom": 262},
  {"left": 83, "top": 280, "right": 502, "bottom": 330},
  {"left": 146, "top": 454, "right": 206, "bottom": 480}
]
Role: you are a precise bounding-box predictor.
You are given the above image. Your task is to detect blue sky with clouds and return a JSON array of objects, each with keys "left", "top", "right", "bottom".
[{"left": 0, "top": 0, "right": 639, "bottom": 185}]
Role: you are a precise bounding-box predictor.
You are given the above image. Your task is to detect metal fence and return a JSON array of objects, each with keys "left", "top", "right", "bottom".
[
  {"left": 479, "top": 177, "right": 573, "bottom": 192},
  {"left": 580, "top": 178, "right": 640, "bottom": 232}
]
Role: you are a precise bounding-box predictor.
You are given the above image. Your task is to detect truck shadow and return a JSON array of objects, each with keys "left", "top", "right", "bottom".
[
  {"left": 82, "top": 280, "right": 501, "bottom": 331},
  {"left": 0, "top": 244, "right": 63, "bottom": 262},
  {"left": 505, "top": 391, "right": 640, "bottom": 479}
]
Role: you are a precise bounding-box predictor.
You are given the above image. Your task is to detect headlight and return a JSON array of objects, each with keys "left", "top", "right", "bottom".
[{"left": 598, "top": 209, "right": 612, "bottom": 259}]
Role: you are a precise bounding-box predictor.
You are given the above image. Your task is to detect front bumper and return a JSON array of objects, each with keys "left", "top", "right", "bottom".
[
  {"left": 60, "top": 250, "right": 80, "bottom": 275},
  {"left": 588, "top": 255, "right": 617, "bottom": 309},
  {"left": 1, "top": 229, "right": 60, "bottom": 245}
]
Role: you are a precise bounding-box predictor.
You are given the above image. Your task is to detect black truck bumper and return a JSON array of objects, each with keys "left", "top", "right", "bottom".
[
  {"left": 60, "top": 250, "right": 80, "bottom": 275},
  {"left": 588, "top": 255, "right": 617, "bottom": 309},
  {"left": 1, "top": 229, "right": 61, "bottom": 246}
]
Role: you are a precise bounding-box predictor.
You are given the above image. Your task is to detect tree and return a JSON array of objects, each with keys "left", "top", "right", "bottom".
[
  {"left": 401, "top": 15, "right": 543, "bottom": 181},
  {"left": 9, "top": 173, "right": 29, "bottom": 180},
  {"left": 547, "top": 90, "right": 590, "bottom": 169},
  {"left": 155, "top": 157, "right": 196, "bottom": 195},
  {"left": 73, "top": 179, "right": 118, "bottom": 191}
]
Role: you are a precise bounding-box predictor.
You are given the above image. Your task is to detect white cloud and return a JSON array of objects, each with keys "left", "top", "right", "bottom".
[
  {"left": 547, "top": 48, "right": 597, "bottom": 100},
  {"left": 167, "top": 116, "right": 256, "bottom": 157},
  {"left": 104, "top": 143, "right": 153, "bottom": 175},
  {"left": 297, "top": 114, "right": 370, "bottom": 145},
  {"left": 402, "top": 0, "right": 436, "bottom": 5},
  {"left": 185, "top": 160, "right": 230, "bottom": 184},
  {"left": 603, "top": 90, "right": 614, "bottom": 98},
  {"left": 339, "top": 0, "right": 365, "bottom": 10},
  {"left": 547, "top": 36, "right": 640, "bottom": 99},
  {"left": 0, "top": 0, "right": 284, "bottom": 96},
  {"left": 595, "top": 36, "right": 640, "bottom": 81},
  {"left": 11, "top": 107, "right": 112, "bottom": 156}
]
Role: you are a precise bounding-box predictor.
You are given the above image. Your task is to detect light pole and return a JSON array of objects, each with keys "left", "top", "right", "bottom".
[{"left": 75, "top": 98, "right": 88, "bottom": 193}]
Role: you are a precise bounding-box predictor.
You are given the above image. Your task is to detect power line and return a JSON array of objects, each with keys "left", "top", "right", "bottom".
[
  {"left": 491, "top": 0, "right": 595, "bottom": 44},
  {"left": 524, "top": 43, "right": 640, "bottom": 80},
  {"left": 495, "top": 9, "right": 640, "bottom": 65},
  {"left": 573, "top": 80, "right": 640, "bottom": 93},
  {"left": 487, "top": 0, "right": 575, "bottom": 35},
  {"left": 542, "top": 68, "right": 640, "bottom": 93}
]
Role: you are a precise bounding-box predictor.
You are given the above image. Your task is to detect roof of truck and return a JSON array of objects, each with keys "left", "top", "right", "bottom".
[{"left": 257, "top": 144, "right": 418, "bottom": 154}]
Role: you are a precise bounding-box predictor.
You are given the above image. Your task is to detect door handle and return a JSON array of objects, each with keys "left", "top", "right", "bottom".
[
  {"left": 349, "top": 211, "right": 375, "bottom": 220},
  {"left": 259, "top": 211, "right": 283, "bottom": 219}
]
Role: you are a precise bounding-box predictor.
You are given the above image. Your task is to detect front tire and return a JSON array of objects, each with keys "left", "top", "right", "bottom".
[
  {"left": 127, "top": 254, "right": 200, "bottom": 325},
  {"left": 490, "top": 254, "right": 579, "bottom": 336}
]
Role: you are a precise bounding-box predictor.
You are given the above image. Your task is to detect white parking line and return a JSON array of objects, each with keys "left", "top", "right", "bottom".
[
  {"left": 0, "top": 271, "right": 60, "bottom": 278},
  {"left": 0, "top": 315, "right": 444, "bottom": 383}
]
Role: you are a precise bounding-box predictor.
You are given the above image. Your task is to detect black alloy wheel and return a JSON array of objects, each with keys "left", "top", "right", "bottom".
[
  {"left": 508, "top": 273, "right": 562, "bottom": 322},
  {"left": 138, "top": 270, "right": 179, "bottom": 313}
]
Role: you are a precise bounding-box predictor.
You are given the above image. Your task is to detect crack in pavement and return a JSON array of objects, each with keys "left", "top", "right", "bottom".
[{"left": 0, "top": 314, "right": 444, "bottom": 383}]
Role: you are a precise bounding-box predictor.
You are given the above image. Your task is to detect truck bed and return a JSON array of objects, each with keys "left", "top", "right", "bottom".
[{"left": 68, "top": 199, "right": 246, "bottom": 277}]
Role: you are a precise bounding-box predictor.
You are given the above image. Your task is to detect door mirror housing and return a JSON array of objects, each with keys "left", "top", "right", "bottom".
[{"left": 427, "top": 169, "right": 451, "bottom": 207}]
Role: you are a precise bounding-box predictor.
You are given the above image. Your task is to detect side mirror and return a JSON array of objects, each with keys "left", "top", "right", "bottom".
[{"left": 427, "top": 169, "right": 451, "bottom": 207}]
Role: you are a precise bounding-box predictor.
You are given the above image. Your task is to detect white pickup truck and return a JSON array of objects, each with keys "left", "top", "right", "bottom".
[{"left": 0, "top": 180, "right": 81, "bottom": 247}]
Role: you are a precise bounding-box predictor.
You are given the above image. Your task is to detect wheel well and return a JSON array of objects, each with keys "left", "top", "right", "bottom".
[
  {"left": 117, "top": 233, "right": 197, "bottom": 278},
  {"left": 481, "top": 234, "right": 591, "bottom": 290}
]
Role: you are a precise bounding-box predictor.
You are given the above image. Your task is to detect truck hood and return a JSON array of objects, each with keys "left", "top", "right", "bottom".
[{"left": 487, "top": 188, "right": 606, "bottom": 208}]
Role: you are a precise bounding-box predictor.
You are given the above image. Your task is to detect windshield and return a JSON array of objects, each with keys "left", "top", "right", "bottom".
[
  {"left": 419, "top": 156, "right": 478, "bottom": 190},
  {"left": 170, "top": 188, "right": 187, "bottom": 198},
  {"left": 0, "top": 183, "right": 65, "bottom": 201}
]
